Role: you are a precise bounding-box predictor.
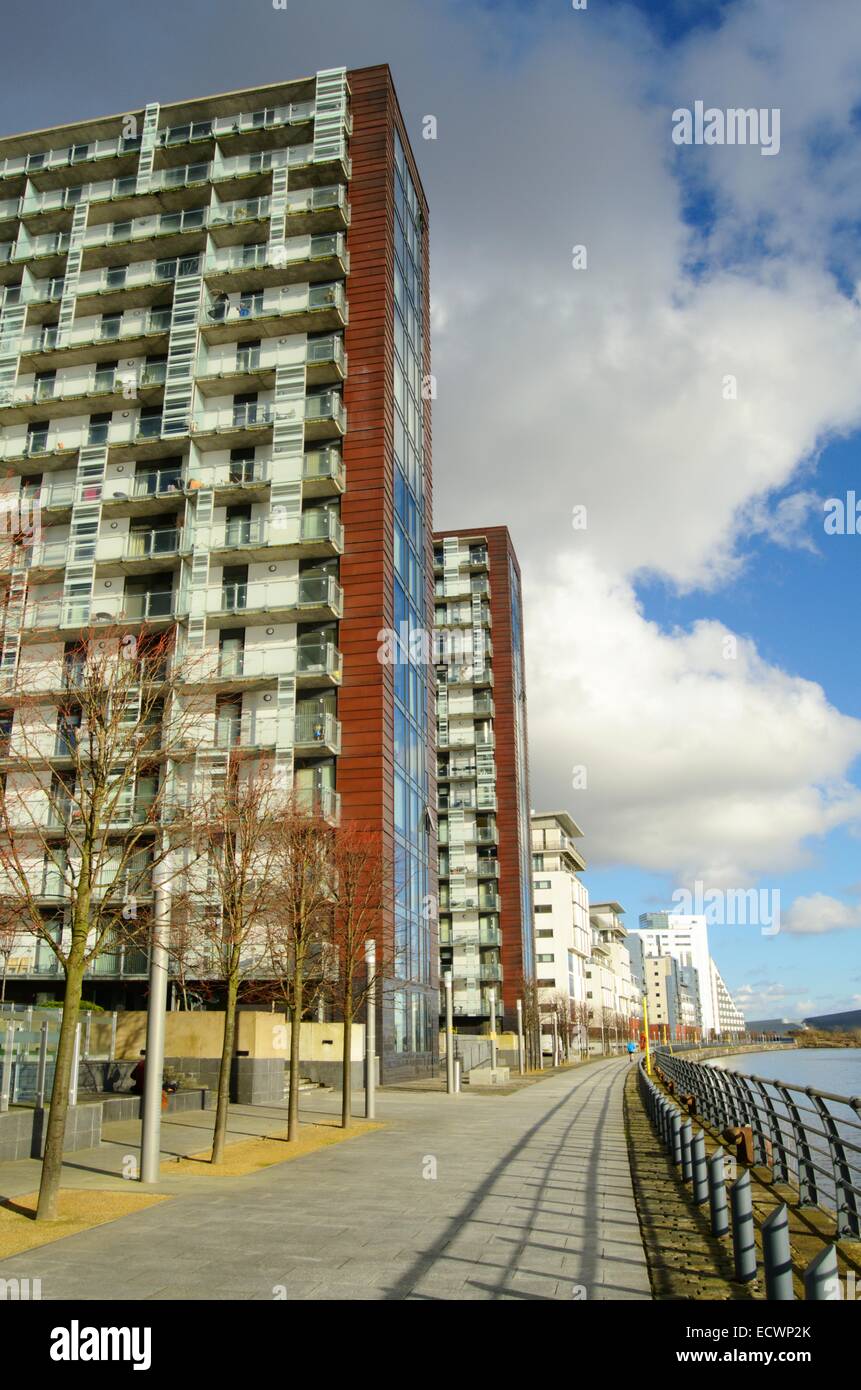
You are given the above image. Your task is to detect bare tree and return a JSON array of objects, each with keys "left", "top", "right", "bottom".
[
  {"left": 0, "top": 628, "right": 202, "bottom": 1219},
  {"left": 326, "top": 823, "right": 389, "bottom": 1128},
  {"left": 171, "top": 760, "right": 319, "bottom": 1161},
  {"left": 263, "top": 803, "right": 334, "bottom": 1142},
  {"left": 521, "top": 975, "right": 542, "bottom": 1070},
  {"left": 0, "top": 901, "right": 17, "bottom": 1003}
]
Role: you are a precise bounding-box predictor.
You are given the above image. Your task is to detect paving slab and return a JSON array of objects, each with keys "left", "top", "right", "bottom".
[{"left": 0, "top": 1056, "right": 650, "bottom": 1301}]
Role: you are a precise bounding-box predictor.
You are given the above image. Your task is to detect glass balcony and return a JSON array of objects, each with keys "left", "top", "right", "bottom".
[
  {"left": 207, "top": 232, "right": 347, "bottom": 275},
  {"left": 208, "top": 196, "right": 271, "bottom": 228},
  {"left": 18, "top": 307, "right": 173, "bottom": 358},
  {"left": 210, "top": 100, "right": 316, "bottom": 138},
  {"left": 214, "top": 713, "right": 278, "bottom": 749},
  {"left": 120, "top": 590, "right": 176, "bottom": 622},
  {"left": 1, "top": 134, "right": 141, "bottom": 182},
  {"left": 293, "top": 710, "right": 341, "bottom": 753},
  {"left": 302, "top": 447, "right": 345, "bottom": 491},
  {"left": 123, "top": 527, "right": 182, "bottom": 560},
  {"left": 207, "top": 574, "right": 343, "bottom": 621},
  {"left": 293, "top": 783, "right": 340, "bottom": 824},
  {"left": 158, "top": 120, "right": 214, "bottom": 148},
  {"left": 201, "top": 281, "right": 346, "bottom": 329}
]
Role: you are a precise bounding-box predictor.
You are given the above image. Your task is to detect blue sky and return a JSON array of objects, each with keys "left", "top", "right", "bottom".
[{"left": 1, "top": 0, "right": 860, "bottom": 1021}]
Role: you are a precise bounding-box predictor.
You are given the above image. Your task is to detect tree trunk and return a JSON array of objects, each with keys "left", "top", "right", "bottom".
[
  {"left": 341, "top": 981, "right": 353, "bottom": 1129},
  {"left": 35, "top": 956, "right": 85, "bottom": 1221},
  {"left": 287, "top": 968, "right": 303, "bottom": 1142},
  {"left": 211, "top": 971, "right": 238, "bottom": 1164}
]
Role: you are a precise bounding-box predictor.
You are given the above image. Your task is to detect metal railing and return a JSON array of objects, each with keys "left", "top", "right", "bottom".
[{"left": 653, "top": 1049, "right": 861, "bottom": 1238}]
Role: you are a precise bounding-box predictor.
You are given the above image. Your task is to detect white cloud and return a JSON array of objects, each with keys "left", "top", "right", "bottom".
[
  {"left": 782, "top": 892, "right": 861, "bottom": 935},
  {"left": 525, "top": 554, "right": 861, "bottom": 883}
]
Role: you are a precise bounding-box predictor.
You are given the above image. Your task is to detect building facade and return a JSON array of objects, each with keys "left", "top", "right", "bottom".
[
  {"left": 434, "top": 526, "right": 532, "bottom": 1030},
  {"left": 0, "top": 65, "right": 437, "bottom": 1080},
  {"left": 586, "top": 901, "right": 639, "bottom": 1051},
  {"left": 531, "top": 811, "right": 590, "bottom": 1051},
  {"left": 634, "top": 912, "right": 745, "bottom": 1040}
]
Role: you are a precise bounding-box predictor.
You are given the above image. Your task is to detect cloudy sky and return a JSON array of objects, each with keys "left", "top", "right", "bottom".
[{"left": 4, "top": 0, "right": 861, "bottom": 1021}]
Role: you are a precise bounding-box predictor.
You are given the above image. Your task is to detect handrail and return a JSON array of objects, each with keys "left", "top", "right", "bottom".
[{"left": 653, "top": 1048, "right": 861, "bottom": 1238}]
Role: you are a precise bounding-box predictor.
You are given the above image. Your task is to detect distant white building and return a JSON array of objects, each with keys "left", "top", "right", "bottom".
[
  {"left": 634, "top": 911, "right": 745, "bottom": 1039},
  {"left": 586, "top": 902, "right": 640, "bottom": 1053}
]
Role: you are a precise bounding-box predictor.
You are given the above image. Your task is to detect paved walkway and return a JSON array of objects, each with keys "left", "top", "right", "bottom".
[{"left": 0, "top": 1057, "right": 651, "bottom": 1300}]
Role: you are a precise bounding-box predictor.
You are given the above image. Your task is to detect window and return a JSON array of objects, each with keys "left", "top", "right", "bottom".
[
  {"left": 534, "top": 879, "right": 551, "bottom": 890},
  {"left": 536, "top": 929, "right": 553, "bottom": 939},
  {"left": 537, "top": 953, "right": 554, "bottom": 964},
  {"left": 535, "top": 904, "right": 552, "bottom": 914}
]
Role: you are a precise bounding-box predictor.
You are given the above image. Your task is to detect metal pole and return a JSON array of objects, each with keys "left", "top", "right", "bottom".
[
  {"left": 109, "top": 1010, "right": 118, "bottom": 1063},
  {"left": 708, "top": 1149, "right": 729, "bottom": 1237},
  {"left": 691, "top": 1130, "right": 709, "bottom": 1204},
  {"left": 83, "top": 1009, "right": 92, "bottom": 1061},
  {"left": 364, "top": 939, "right": 376, "bottom": 1120},
  {"left": 0, "top": 1021, "right": 14, "bottom": 1113},
  {"left": 140, "top": 856, "right": 171, "bottom": 1184},
  {"left": 453, "top": 1056, "right": 461, "bottom": 1093},
  {"left": 762, "top": 1204, "right": 794, "bottom": 1300},
  {"left": 804, "top": 1244, "right": 840, "bottom": 1301},
  {"left": 444, "top": 970, "right": 455, "bottom": 1095},
  {"left": 36, "top": 1020, "right": 49, "bottom": 1108},
  {"left": 487, "top": 987, "right": 497, "bottom": 1070},
  {"left": 730, "top": 1170, "right": 757, "bottom": 1283},
  {"left": 643, "top": 993, "right": 652, "bottom": 1075},
  {"left": 68, "top": 1021, "right": 81, "bottom": 1107},
  {"left": 516, "top": 998, "right": 525, "bottom": 1074},
  {"left": 551, "top": 1010, "right": 559, "bottom": 1067}
]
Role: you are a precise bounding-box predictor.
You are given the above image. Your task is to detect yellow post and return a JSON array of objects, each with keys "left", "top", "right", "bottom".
[{"left": 643, "top": 994, "right": 652, "bottom": 1076}]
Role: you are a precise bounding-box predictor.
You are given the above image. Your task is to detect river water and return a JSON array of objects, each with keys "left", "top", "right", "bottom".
[{"left": 717, "top": 1047, "right": 861, "bottom": 1100}]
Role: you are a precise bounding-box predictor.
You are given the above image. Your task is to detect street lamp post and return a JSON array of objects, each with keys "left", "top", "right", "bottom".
[
  {"left": 444, "top": 970, "right": 455, "bottom": 1094},
  {"left": 365, "top": 939, "right": 376, "bottom": 1120},
  {"left": 140, "top": 856, "right": 171, "bottom": 1184}
]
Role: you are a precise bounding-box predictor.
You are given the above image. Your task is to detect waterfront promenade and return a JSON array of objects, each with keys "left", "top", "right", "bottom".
[{"left": 0, "top": 1057, "right": 650, "bottom": 1301}]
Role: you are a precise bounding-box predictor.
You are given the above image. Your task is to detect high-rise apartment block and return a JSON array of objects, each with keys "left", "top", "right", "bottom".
[
  {"left": 434, "top": 527, "right": 533, "bottom": 1030},
  {"left": 634, "top": 912, "right": 744, "bottom": 1039},
  {"left": 0, "top": 66, "right": 437, "bottom": 1080}
]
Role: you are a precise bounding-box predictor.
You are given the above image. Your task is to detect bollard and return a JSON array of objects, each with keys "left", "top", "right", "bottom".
[
  {"left": 708, "top": 1148, "right": 730, "bottom": 1237},
  {"left": 681, "top": 1119, "right": 693, "bottom": 1181},
  {"left": 453, "top": 1057, "right": 461, "bottom": 1094},
  {"left": 731, "top": 1171, "right": 757, "bottom": 1284},
  {"left": 804, "top": 1244, "right": 840, "bottom": 1301},
  {"left": 671, "top": 1109, "right": 683, "bottom": 1166},
  {"left": 691, "top": 1131, "right": 709, "bottom": 1204},
  {"left": 762, "top": 1204, "right": 794, "bottom": 1301}
]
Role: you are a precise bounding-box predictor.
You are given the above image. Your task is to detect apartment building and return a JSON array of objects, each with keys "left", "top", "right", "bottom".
[
  {"left": 634, "top": 912, "right": 744, "bottom": 1040},
  {"left": 585, "top": 902, "right": 639, "bottom": 1052},
  {"left": 434, "top": 527, "right": 532, "bottom": 1030},
  {"left": 531, "top": 811, "right": 590, "bottom": 1048},
  {"left": 0, "top": 66, "right": 437, "bottom": 1080}
]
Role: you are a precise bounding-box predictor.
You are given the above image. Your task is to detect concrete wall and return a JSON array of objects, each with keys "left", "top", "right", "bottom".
[{"left": 90, "top": 1012, "right": 365, "bottom": 1066}]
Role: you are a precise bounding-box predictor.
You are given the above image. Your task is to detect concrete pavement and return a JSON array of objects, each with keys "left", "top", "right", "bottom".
[{"left": 0, "top": 1056, "right": 651, "bottom": 1300}]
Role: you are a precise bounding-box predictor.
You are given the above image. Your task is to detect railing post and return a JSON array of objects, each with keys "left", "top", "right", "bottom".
[
  {"left": 804, "top": 1244, "right": 840, "bottom": 1301},
  {"left": 730, "top": 1170, "right": 757, "bottom": 1283},
  {"left": 762, "top": 1204, "right": 794, "bottom": 1300},
  {"left": 692, "top": 1130, "right": 709, "bottom": 1204},
  {"left": 36, "top": 1020, "right": 49, "bottom": 1108},
  {"left": 809, "top": 1090, "right": 861, "bottom": 1239},
  {"left": 708, "top": 1148, "right": 729, "bottom": 1236},
  {"left": 0, "top": 1021, "right": 15, "bottom": 1113},
  {"left": 68, "top": 1021, "right": 81, "bottom": 1107},
  {"left": 775, "top": 1083, "right": 817, "bottom": 1208}
]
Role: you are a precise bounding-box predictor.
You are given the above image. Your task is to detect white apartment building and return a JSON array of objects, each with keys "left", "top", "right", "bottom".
[
  {"left": 585, "top": 902, "right": 640, "bottom": 1052},
  {"left": 635, "top": 912, "right": 745, "bottom": 1039},
  {"left": 531, "top": 811, "right": 590, "bottom": 1049}
]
